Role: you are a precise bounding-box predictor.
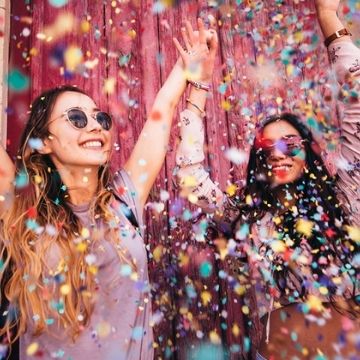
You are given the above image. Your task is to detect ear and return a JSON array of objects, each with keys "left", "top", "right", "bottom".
[{"left": 37, "top": 135, "right": 54, "bottom": 155}]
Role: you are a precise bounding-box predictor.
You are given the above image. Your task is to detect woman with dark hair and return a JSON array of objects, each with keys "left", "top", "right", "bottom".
[
  {"left": 176, "top": 2, "right": 359, "bottom": 358},
  {"left": 0, "top": 20, "right": 218, "bottom": 359}
]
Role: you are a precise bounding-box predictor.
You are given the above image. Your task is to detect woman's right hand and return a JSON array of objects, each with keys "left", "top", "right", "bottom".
[{"left": 173, "top": 18, "right": 218, "bottom": 84}]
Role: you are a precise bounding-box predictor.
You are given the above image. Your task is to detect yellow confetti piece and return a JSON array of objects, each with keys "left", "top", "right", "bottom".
[
  {"left": 80, "top": 20, "right": 90, "bottom": 33},
  {"left": 302, "top": 348, "right": 309, "bottom": 356},
  {"left": 88, "top": 265, "right": 98, "bottom": 275},
  {"left": 201, "top": 291, "right": 212, "bottom": 306},
  {"left": 26, "top": 342, "right": 39, "bottom": 356},
  {"left": 214, "top": 238, "right": 228, "bottom": 260},
  {"left": 128, "top": 29, "right": 136, "bottom": 39},
  {"left": 271, "top": 240, "right": 286, "bottom": 253},
  {"left": 64, "top": 46, "right": 83, "bottom": 72},
  {"left": 306, "top": 295, "right": 324, "bottom": 312},
  {"left": 296, "top": 218, "right": 314, "bottom": 237},
  {"left": 345, "top": 225, "right": 360, "bottom": 243},
  {"left": 294, "top": 31, "right": 304, "bottom": 43},
  {"left": 182, "top": 175, "right": 197, "bottom": 187},
  {"left": 276, "top": 97, "right": 283, "bottom": 105},
  {"left": 221, "top": 100, "right": 232, "bottom": 111},
  {"left": 130, "top": 272, "right": 138, "bottom": 281},
  {"left": 81, "top": 227, "right": 90, "bottom": 239},
  {"left": 60, "top": 284, "right": 71, "bottom": 295},
  {"left": 153, "top": 245, "right": 163, "bottom": 263},
  {"left": 245, "top": 195, "right": 253, "bottom": 206},
  {"left": 29, "top": 47, "right": 38, "bottom": 56},
  {"left": 241, "top": 305, "right": 249, "bottom": 315},
  {"left": 34, "top": 175, "right": 42, "bottom": 184},
  {"left": 286, "top": 64, "right": 294, "bottom": 76},
  {"left": 188, "top": 194, "right": 198, "bottom": 204},
  {"left": 273, "top": 216, "right": 281, "bottom": 225},
  {"left": 76, "top": 242, "right": 87, "bottom": 252},
  {"left": 178, "top": 252, "right": 189, "bottom": 267},
  {"left": 225, "top": 183, "right": 237, "bottom": 197},
  {"left": 96, "top": 321, "right": 111, "bottom": 338},
  {"left": 103, "top": 77, "right": 116, "bottom": 94},
  {"left": 209, "top": 330, "right": 221, "bottom": 345},
  {"left": 319, "top": 286, "right": 328, "bottom": 296},
  {"left": 234, "top": 284, "right": 246, "bottom": 296},
  {"left": 232, "top": 323, "right": 240, "bottom": 337}
]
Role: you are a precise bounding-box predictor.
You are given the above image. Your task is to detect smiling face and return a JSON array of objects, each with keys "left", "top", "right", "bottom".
[
  {"left": 42, "top": 91, "right": 112, "bottom": 171},
  {"left": 261, "top": 120, "right": 306, "bottom": 186}
]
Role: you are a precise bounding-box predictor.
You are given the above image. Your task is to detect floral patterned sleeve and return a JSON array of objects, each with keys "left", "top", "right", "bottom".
[
  {"left": 329, "top": 38, "right": 360, "bottom": 226},
  {"left": 175, "top": 109, "right": 225, "bottom": 213}
]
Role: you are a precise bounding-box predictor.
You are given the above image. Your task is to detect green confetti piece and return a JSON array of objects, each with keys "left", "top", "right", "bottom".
[
  {"left": 199, "top": 261, "right": 212, "bottom": 278},
  {"left": 49, "top": 0, "right": 68, "bottom": 7},
  {"left": 7, "top": 69, "right": 30, "bottom": 92}
]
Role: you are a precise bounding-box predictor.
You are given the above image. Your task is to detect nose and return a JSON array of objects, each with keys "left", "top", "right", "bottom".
[
  {"left": 87, "top": 113, "right": 102, "bottom": 132},
  {"left": 268, "top": 147, "right": 287, "bottom": 162}
]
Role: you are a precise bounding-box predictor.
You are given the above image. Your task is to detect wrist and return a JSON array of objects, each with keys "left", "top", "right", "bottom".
[{"left": 188, "top": 79, "right": 211, "bottom": 92}]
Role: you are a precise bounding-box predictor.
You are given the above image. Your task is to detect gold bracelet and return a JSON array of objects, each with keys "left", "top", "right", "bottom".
[{"left": 186, "top": 98, "right": 206, "bottom": 117}]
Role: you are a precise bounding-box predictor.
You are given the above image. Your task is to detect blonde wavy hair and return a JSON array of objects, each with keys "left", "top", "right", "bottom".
[{"left": 0, "top": 86, "right": 131, "bottom": 345}]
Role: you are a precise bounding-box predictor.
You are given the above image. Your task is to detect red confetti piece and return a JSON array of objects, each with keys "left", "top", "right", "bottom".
[
  {"left": 27, "top": 207, "right": 37, "bottom": 218},
  {"left": 150, "top": 110, "right": 162, "bottom": 121}
]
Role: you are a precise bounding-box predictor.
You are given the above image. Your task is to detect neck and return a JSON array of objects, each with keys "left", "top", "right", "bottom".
[
  {"left": 272, "top": 183, "right": 301, "bottom": 213},
  {"left": 56, "top": 165, "right": 100, "bottom": 205}
]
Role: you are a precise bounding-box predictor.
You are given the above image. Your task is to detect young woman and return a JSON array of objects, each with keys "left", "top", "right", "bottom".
[
  {"left": 176, "top": 2, "right": 359, "bottom": 359},
  {"left": 0, "top": 20, "right": 217, "bottom": 359}
]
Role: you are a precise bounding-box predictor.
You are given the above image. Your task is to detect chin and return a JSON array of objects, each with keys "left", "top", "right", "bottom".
[{"left": 270, "top": 173, "right": 302, "bottom": 187}]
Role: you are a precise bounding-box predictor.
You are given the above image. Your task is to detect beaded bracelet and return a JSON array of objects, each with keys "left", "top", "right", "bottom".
[{"left": 188, "top": 80, "right": 211, "bottom": 92}]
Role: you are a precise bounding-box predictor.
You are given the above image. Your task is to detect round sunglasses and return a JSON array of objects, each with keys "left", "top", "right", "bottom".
[
  {"left": 51, "top": 107, "right": 112, "bottom": 131},
  {"left": 256, "top": 135, "right": 306, "bottom": 158}
]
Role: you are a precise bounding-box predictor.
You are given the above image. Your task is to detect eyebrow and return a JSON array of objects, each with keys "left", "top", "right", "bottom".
[{"left": 65, "top": 106, "right": 101, "bottom": 112}]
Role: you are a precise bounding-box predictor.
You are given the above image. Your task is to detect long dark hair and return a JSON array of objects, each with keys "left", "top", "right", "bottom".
[{"left": 230, "top": 113, "right": 359, "bottom": 306}]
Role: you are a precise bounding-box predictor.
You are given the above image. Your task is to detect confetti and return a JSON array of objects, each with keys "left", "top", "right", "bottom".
[
  {"left": 49, "top": 0, "right": 69, "bottom": 7},
  {"left": 7, "top": 69, "right": 30, "bottom": 92}
]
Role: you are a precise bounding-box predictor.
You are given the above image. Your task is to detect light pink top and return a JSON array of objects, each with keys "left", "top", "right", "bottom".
[{"left": 20, "top": 170, "right": 154, "bottom": 360}]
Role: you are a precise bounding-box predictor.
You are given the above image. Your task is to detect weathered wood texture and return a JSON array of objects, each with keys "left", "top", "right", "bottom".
[{"left": 7, "top": 0, "right": 357, "bottom": 359}]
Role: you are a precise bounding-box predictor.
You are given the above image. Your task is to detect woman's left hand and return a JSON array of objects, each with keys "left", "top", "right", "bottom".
[{"left": 173, "top": 18, "right": 218, "bottom": 84}]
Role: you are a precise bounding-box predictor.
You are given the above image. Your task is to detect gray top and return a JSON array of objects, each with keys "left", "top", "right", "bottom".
[{"left": 20, "top": 170, "right": 153, "bottom": 360}]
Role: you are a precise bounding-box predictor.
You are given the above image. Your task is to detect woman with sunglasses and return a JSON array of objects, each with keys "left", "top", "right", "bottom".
[
  {"left": 0, "top": 19, "right": 218, "bottom": 359},
  {"left": 176, "top": 1, "right": 359, "bottom": 358}
]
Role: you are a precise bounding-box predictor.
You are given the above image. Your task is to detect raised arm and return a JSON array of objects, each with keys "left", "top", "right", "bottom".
[
  {"left": 175, "top": 29, "right": 225, "bottom": 213},
  {"left": 0, "top": 145, "right": 15, "bottom": 218},
  {"left": 316, "top": 0, "right": 360, "bottom": 225},
  {"left": 124, "top": 19, "right": 212, "bottom": 210}
]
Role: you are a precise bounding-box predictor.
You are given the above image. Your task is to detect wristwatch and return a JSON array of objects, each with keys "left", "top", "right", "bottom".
[{"left": 324, "top": 28, "right": 352, "bottom": 47}]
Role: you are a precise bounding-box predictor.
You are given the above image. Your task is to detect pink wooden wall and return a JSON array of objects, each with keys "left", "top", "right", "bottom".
[{"left": 7, "top": 0, "right": 357, "bottom": 358}]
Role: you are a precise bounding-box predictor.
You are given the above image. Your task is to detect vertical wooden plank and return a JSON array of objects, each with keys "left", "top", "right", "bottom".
[
  {"left": 30, "top": 0, "right": 107, "bottom": 103},
  {"left": 0, "top": 0, "right": 10, "bottom": 148}
]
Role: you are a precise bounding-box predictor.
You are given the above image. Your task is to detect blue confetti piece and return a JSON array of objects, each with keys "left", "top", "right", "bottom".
[{"left": 131, "top": 326, "right": 144, "bottom": 340}]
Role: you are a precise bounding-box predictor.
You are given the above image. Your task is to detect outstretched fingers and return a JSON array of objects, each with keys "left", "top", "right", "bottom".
[
  {"left": 181, "top": 27, "right": 192, "bottom": 52},
  {"left": 173, "top": 37, "right": 187, "bottom": 59},
  {"left": 197, "top": 18, "right": 206, "bottom": 45}
]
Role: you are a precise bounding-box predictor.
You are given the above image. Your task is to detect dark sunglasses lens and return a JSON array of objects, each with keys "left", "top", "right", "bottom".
[
  {"left": 67, "top": 109, "right": 87, "bottom": 128},
  {"left": 96, "top": 112, "right": 112, "bottom": 130}
]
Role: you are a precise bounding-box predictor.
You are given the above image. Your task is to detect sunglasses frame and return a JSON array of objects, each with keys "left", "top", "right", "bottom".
[
  {"left": 256, "top": 135, "right": 307, "bottom": 158},
  {"left": 50, "top": 107, "right": 112, "bottom": 131}
]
